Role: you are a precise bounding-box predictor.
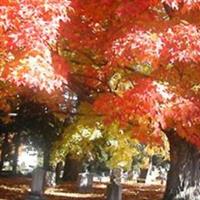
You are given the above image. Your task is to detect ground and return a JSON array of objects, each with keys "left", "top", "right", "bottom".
[{"left": 0, "top": 177, "right": 165, "bottom": 200}]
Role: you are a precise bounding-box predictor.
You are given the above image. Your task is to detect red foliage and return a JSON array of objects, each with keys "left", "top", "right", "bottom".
[
  {"left": 59, "top": 0, "right": 158, "bottom": 55},
  {"left": 0, "top": 0, "right": 70, "bottom": 92},
  {"left": 94, "top": 79, "right": 200, "bottom": 146},
  {"left": 2, "top": 0, "right": 200, "bottom": 146},
  {"left": 58, "top": 0, "right": 200, "bottom": 146},
  {"left": 108, "top": 23, "right": 200, "bottom": 68},
  {"left": 162, "top": 0, "right": 200, "bottom": 10}
]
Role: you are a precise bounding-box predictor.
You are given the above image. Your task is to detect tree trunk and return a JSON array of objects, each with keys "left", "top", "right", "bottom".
[
  {"left": 62, "top": 154, "right": 81, "bottom": 182},
  {"left": 163, "top": 129, "right": 200, "bottom": 200},
  {"left": 0, "top": 132, "right": 9, "bottom": 172},
  {"left": 12, "top": 133, "right": 21, "bottom": 175},
  {"left": 43, "top": 148, "right": 50, "bottom": 170}
]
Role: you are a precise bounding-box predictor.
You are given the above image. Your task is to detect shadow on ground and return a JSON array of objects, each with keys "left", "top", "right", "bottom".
[{"left": 0, "top": 177, "right": 165, "bottom": 200}]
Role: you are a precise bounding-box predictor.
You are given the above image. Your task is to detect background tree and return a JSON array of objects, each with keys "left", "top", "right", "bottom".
[
  {"left": 13, "top": 100, "right": 64, "bottom": 170},
  {"left": 0, "top": 123, "right": 13, "bottom": 173},
  {"left": 0, "top": 0, "right": 78, "bottom": 174},
  {"left": 52, "top": 102, "right": 168, "bottom": 181}
]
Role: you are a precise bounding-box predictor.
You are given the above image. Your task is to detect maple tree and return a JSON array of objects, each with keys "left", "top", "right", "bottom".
[
  {"left": 58, "top": 1, "right": 200, "bottom": 200},
  {"left": 0, "top": 3, "right": 77, "bottom": 173},
  {"left": 1, "top": 0, "right": 200, "bottom": 199},
  {"left": 0, "top": 0, "right": 77, "bottom": 176},
  {"left": 0, "top": 0, "right": 73, "bottom": 120}
]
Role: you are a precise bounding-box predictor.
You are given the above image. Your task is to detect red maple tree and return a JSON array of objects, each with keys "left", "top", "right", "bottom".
[
  {"left": 1, "top": 1, "right": 200, "bottom": 199},
  {"left": 0, "top": 0, "right": 72, "bottom": 118},
  {"left": 60, "top": 1, "right": 200, "bottom": 199}
]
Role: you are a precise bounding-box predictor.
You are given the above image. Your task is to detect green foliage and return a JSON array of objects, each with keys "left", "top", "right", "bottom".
[
  {"left": 51, "top": 102, "right": 102, "bottom": 160},
  {"left": 103, "top": 123, "right": 139, "bottom": 170},
  {"left": 51, "top": 102, "right": 141, "bottom": 170}
]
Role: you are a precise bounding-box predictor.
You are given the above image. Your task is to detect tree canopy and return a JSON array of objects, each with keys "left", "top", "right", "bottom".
[
  {"left": 0, "top": 0, "right": 200, "bottom": 148},
  {"left": 58, "top": 0, "right": 200, "bottom": 148},
  {"left": 1, "top": 2, "right": 200, "bottom": 199}
]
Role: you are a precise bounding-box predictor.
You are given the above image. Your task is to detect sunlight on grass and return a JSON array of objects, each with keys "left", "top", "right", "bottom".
[
  {"left": 0, "top": 185, "right": 25, "bottom": 193},
  {"left": 46, "top": 190, "right": 104, "bottom": 198}
]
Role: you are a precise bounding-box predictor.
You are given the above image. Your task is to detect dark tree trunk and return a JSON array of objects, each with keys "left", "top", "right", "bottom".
[
  {"left": 0, "top": 132, "right": 9, "bottom": 172},
  {"left": 12, "top": 133, "right": 21, "bottom": 175},
  {"left": 62, "top": 154, "right": 81, "bottom": 182},
  {"left": 163, "top": 129, "right": 200, "bottom": 200},
  {"left": 43, "top": 148, "right": 50, "bottom": 170}
]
